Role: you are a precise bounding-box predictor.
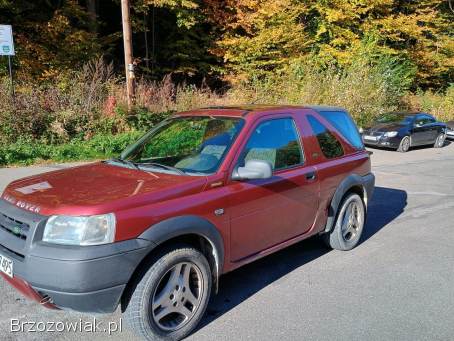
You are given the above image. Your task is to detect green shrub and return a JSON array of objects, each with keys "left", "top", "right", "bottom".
[
  {"left": 0, "top": 131, "right": 144, "bottom": 166},
  {"left": 126, "top": 107, "right": 172, "bottom": 131},
  {"left": 404, "top": 84, "right": 454, "bottom": 122}
]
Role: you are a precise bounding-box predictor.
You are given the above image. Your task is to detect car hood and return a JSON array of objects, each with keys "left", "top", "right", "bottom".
[
  {"left": 365, "top": 122, "right": 405, "bottom": 133},
  {"left": 1, "top": 162, "right": 207, "bottom": 216}
]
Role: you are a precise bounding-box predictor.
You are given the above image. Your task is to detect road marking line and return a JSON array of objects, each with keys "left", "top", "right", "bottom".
[{"left": 406, "top": 191, "right": 454, "bottom": 197}]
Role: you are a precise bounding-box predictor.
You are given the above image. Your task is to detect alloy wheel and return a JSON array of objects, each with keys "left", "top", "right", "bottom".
[
  {"left": 438, "top": 134, "right": 446, "bottom": 147},
  {"left": 151, "top": 262, "right": 204, "bottom": 332},
  {"left": 402, "top": 137, "right": 410, "bottom": 152},
  {"left": 341, "top": 201, "right": 363, "bottom": 241}
]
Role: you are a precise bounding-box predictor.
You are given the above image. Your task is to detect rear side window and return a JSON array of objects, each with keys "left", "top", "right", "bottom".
[
  {"left": 420, "top": 114, "right": 435, "bottom": 124},
  {"left": 308, "top": 116, "right": 344, "bottom": 159},
  {"left": 319, "top": 111, "right": 364, "bottom": 149},
  {"left": 415, "top": 115, "right": 432, "bottom": 126},
  {"left": 238, "top": 118, "right": 304, "bottom": 170}
]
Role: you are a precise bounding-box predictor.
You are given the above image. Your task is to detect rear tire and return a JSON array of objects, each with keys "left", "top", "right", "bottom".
[
  {"left": 123, "top": 246, "right": 212, "bottom": 341},
  {"left": 434, "top": 133, "right": 446, "bottom": 148},
  {"left": 323, "top": 193, "right": 366, "bottom": 251},
  {"left": 397, "top": 136, "right": 411, "bottom": 152}
]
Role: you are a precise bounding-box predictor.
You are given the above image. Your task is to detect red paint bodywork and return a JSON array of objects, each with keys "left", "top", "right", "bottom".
[{"left": 2, "top": 106, "right": 371, "bottom": 274}]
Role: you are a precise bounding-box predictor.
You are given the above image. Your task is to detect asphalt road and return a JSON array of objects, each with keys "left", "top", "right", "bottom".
[{"left": 1, "top": 143, "right": 454, "bottom": 341}]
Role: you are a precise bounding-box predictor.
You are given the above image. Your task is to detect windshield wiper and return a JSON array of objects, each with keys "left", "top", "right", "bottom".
[
  {"left": 138, "top": 162, "right": 186, "bottom": 175},
  {"left": 108, "top": 158, "right": 140, "bottom": 170}
]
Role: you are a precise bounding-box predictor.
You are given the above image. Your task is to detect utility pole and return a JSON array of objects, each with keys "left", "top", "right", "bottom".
[
  {"left": 121, "top": 0, "right": 135, "bottom": 110},
  {"left": 7, "top": 55, "right": 14, "bottom": 98}
]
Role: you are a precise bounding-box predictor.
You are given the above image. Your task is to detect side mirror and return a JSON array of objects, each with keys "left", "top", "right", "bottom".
[{"left": 232, "top": 159, "right": 273, "bottom": 181}]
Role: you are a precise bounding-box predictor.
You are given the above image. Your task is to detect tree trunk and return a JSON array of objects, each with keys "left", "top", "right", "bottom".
[{"left": 87, "top": 0, "right": 97, "bottom": 32}]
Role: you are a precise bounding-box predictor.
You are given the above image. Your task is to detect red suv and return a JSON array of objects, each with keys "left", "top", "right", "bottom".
[{"left": 0, "top": 105, "right": 374, "bottom": 340}]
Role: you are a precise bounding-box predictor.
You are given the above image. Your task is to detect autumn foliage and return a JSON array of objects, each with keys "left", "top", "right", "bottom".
[
  {"left": 0, "top": 0, "right": 451, "bottom": 88},
  {"left": 205, "top": 0, "right": 453, "bottom": 88},
  {"left": 0, "top": 0, "right": 453, "bottom": 166}
]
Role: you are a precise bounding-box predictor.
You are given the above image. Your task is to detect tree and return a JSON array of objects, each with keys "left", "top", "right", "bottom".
[
  {"left": 127, "top": 0, "right": 219, "bottom": 77},
  {"left": 204, "top": 0, "right": 314, "bottom": 80},
  {"left": 0, "top": 0, "right": 101, "bottom": 79},
  {"left": 209, "top": 0, "right": 453, "bottom": 88}
]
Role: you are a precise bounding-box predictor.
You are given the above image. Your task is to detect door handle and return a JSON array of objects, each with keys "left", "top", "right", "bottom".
[{"left": 306, "top": 172, "right": 317, "bottom": 181}]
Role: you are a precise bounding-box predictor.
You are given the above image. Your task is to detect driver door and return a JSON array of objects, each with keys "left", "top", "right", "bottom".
[
  {"left": 226, "top": 116, "right": 320, "bottom": 262},
  {"left": 412, "top": 115, "right": 431, "bottom": 145}
]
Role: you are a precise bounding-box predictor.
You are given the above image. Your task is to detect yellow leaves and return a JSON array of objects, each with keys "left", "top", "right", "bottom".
[
  {"left": 40, "top": 69, "right": 60, "bottom": 81},
  {"left": 136, "top": 0, "right": 200, "bottom": 28},
  {"left": 215, "top": 0, "right": 452, "bottom": 87},
  {"left": 46, "top": 14, "right": 71, "bottom": 41},
  {"left": 142, "top": 0, "right": 199, "bottom": 9},
  {"left": 375, "top": 12, "right": 438, "bottom": 42},
  {"left": 323, "top": 5, "right": 358, "bottom": 23},
  {"left": 217, "top": 0, "right": 311, "bottom": 73}
]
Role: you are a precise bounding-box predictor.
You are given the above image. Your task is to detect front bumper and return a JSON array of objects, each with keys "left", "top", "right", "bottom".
[
  {"left": 447, "top": 130, "right": 454, "bottom": 140},
  {"left": 363, "top": 135, "right": 401, "bottom": 149},
  {"left": 0, "top": 199, "right": 155, "bottom": 313}
]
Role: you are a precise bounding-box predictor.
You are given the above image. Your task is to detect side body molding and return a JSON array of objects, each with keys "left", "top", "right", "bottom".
[
  {"left": 139, "top": 215, "right": 225, "bottom": 277},
  {"left": 324, "top": 173, "right": 375, "bottom": 233}
]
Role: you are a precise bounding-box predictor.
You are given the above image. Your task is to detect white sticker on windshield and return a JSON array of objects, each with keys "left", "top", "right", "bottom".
[{"left": 201, "top": 145, "right": 226, "bottom": 159}]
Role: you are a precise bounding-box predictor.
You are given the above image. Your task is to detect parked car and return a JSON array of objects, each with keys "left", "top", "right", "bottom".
[
  {"left": 362, "top": 112, "right": 447, "bottom": 152},
  {"left": 0, "top": 105, "right": 374, "bottom": 341},
  {"left": 446, "top": 121, "right": 454, "bottom": 140}
]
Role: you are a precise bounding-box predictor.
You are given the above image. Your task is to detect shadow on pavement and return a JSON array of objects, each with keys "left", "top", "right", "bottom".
[
  {"left": 197, "top": 186, "right": 407, "bottom": 331},
  {"left": 362, "top": 186, "right": 407, "bottom": 242}
]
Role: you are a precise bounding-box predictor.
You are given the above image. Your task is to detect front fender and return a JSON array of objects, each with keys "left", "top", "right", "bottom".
[{"left": 138, "top": 215, "right": 225, "bottom": 277}]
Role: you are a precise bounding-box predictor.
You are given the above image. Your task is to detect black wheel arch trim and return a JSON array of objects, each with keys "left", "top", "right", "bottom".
[
  {"left": 138, "top": 215, "right": 225, "bottom": 284},
  {"left": 324, "top": 173, "right": 375, "bottom": 233}
]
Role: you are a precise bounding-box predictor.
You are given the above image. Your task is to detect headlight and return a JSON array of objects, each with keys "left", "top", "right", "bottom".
[
  {"left": 43, "top": 214, "right": 116, "bottom": 246},
  {"left": 384, "top": 131, "right": 398, "bottom": 138}
]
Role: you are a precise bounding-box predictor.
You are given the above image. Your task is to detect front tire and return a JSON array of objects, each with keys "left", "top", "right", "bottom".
[
  {"left": 323, "top": 193, "right": 366, "bottom": 251},
  {"left": 123, "top": 246, "right": 212, "bottom": 341},
  {"left": 397, "top": 136, "right": 411, "bottom": 152},
  {"left": 434, "top": 133, "right": 446, "bottom": 148}
]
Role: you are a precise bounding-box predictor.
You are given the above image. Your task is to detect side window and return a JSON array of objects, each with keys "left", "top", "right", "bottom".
[
  {"left": 424, "top": 115, "right": 436, "bottom": 124},
  {"left": 415, "top": 115, "right": 430, "bottom": 126},
  {"left": 308, "top": 115, "right": 344, "bottom": 159},
  {"left": 318, "top": 111, "right": 364, "bottom": 150},
  {"left": 238, "top": 118, "right": 303, "bottom": 170}
]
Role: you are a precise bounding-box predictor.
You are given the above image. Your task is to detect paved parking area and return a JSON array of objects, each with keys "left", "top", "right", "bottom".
[{"left": 1, "top": 143, "right": 454, "bottom": 340}]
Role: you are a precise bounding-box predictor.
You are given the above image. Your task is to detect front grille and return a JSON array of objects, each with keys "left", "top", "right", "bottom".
[
  {"left": 364, "top": 130, "right": 384, "bottom": 137},
  {"left": 0, "top": 243, "right": 25, "bottom": 259},
  {"left": 0, "top": 213, "right": 30, "bottom": 240}
]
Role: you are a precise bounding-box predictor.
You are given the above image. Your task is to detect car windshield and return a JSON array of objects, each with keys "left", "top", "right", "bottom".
[
  {"left": 117, "top": 116, "right": 244, "bottom": 175},
  {"left": 376, "top": 113, "right": 414, "bottom": 125}
]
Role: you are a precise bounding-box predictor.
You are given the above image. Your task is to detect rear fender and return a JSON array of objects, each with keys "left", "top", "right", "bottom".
[{"left": 324, "top": 173, "right": 375, "bottom": 233}]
